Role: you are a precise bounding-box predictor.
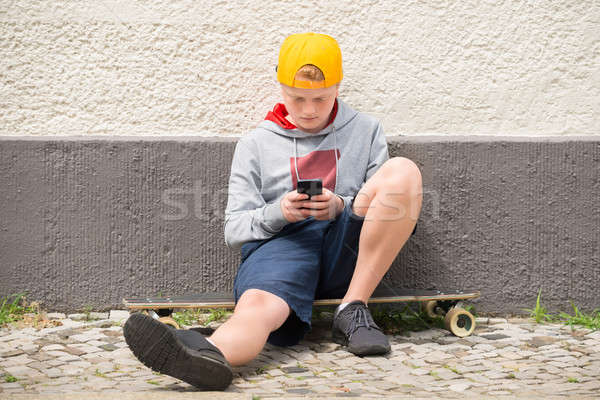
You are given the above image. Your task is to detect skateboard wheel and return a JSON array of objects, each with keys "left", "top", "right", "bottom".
[
  {"left": 423, "top": 301, "right": 441, "bottom": 318},
  {"left": 158, "top": 316, "right": 180, "bottom": 330},
  {"left": 444, "top": 308, "right": 475, "bottom": 337}
]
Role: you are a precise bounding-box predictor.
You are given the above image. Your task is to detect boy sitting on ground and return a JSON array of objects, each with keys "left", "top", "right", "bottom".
[{"left": 124, "top": 32, "right": 422, "bottom": 391}]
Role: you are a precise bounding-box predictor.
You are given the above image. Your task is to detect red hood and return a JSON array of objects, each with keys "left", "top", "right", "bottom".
[{"left": 264, "top": 98, "right": 338, "bottom": 130}]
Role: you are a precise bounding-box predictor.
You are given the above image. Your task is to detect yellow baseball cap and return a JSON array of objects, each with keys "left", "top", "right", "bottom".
[{"left": 276, "top": 32, "right": 343, "bottom": 89}]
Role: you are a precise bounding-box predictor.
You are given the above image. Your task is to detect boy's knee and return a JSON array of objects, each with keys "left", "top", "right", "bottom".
[{"left": 236, "top": 289, "right": 291, "bottom": 331}]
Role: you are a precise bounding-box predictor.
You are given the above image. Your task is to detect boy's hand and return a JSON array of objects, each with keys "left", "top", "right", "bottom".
[
  {"left": 298, "top": 188, "right": 344, "bottom": 221},
  {"left": 280, "top": 189, "right": 344, "bottom": 223},
  {"left": 280, "top": 190, "right": 312, "bottom": 223}
]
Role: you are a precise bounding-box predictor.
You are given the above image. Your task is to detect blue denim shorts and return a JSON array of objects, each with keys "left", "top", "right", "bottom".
[{"left": 233, "top": 198, "right": 417, "bottom": 347}]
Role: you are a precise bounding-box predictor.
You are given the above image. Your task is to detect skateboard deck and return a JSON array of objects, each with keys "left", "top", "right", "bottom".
[
  {"left": 123, "top": 287, "right": 480, "bottom": 337},
  {"left": 123, "top": 288, "right": 479, "bottom": 309}
]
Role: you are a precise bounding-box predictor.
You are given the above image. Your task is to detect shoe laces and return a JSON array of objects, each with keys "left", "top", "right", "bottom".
[{"left": 341, "top": 303, "right": 381, "bottom": 339}]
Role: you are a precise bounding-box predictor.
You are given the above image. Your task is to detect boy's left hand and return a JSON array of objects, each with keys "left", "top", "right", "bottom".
[{"left": 299, "top": 188, "right": 344, "bottom": 221}]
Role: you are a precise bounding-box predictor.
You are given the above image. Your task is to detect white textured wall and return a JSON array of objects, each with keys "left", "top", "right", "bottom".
[{"left": 1, "top": 0, "right": 598, "bottom": 136}]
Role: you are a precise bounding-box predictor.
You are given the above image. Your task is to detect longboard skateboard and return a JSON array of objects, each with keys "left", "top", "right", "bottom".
[{"left": 124, "top": 287, "right": 480, "bottom": 337}]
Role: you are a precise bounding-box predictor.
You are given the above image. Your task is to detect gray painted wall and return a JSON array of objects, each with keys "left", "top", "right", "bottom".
[{"left": 1, "top": 136, "right": 598, "bottom": 313}]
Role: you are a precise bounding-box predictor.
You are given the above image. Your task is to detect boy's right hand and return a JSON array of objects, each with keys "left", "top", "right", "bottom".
[{"left": 280, "top": 190, "right": 310, "bottom": 223}]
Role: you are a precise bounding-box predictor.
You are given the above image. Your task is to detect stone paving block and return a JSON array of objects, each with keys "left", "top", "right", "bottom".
[
  {"left": 404, "top": 358, "right": 428, "bottom": 368},
  {"left": 497, "top": 345, "right": 520, "bottom": 352},
  {"left": 266, "top": 368, "right": 284, "bottom": 377},
  {"left": 4, "top": 365, "right": 43, "bottom": 378},
  {"left": 498, "top": 351, "right": 524, "bottom": 360},
  {"left": 45, "top": 367, "right": 63, "bottom": 378},
  {"left": 68, "top": 343, "right": 102, "bottom": 354},
  {"left": 57, "top": 354, "right": 82, "bottom": 363},
  {"left": 585, "top": 331, "right": 600, "bottom": 340},
  {"left": 20, "top": 344, "right": 39, "bottom": 354},
  {"left": 473, "top": 343, "right": 497, "bottom": 351},
  {"left": 356, "top": 360, "right": 387, "bottom": 371},
  {"left": 46, "top": 359, "right": 65, "bottom": 367},
  {"left": 99, "top": 343, "right": 119, "bottom": 351},
  {"left": 487, "top": 390, "right": 513, "bottom": 395},
  {"left": 114, "top": 358, "right": 141, "bottom": 366},
  {"left": 407, "top": 329, "right": 447, "bottom": 340},
  {"left": 59, "top": 366, "right": 84, "bottom": 376},
  {"left": 477, "top": 349, "right": 503, "bottom": 359},
  {"left": 46, "top": 312, "right": 66, "bottom": 320},
  {"left": 84, "top": 340, "right": 106, "bottom": 347},
  {"left": 314, "top": 352, "right": 337, "bottom": 362},
  {"left": 67, "top": 314, "right": 88, "bottom": 321},
  {"left": 44, "top": 350, "right": 70, "bottom": 357},
  {"left": 70, "top": 333, "right": 107, "bottom": 343},
  {"left": 88, "top": 312, "right": 109, "bottom": 320},
  {"left": 441, "top": 343, "right": 472, "bottom": 352},
  {"left": 318, "top": 342, "right": 341, "bottom": 352},
  {"left": 70, "top": 360, "right": 92, "bottom": 369},
  {"left": 463, "top": 373, "right": 494, "bottom": 384},
  {"left": 409, "top": 368, "right": 430, "bottom": 376},
  {"left": 580, "top": 368, "right": 600, "bottom": 377},
  {"left": 57, "top": 319, "right": 87, "bottom": 329},
  {"left": 0, "top": 349, "right": 24, "bottom": 357},
  {"left": 0, "top": 333, "right": 29, "bottom": 342},
  {"left": 483, "top": 370, "right": 512, "bottom": 380},
  {"left": 0, "top": 354, "right": 34, "bottom": 368},
  {"left": 26, "top": 360, "right": 50, "bottom": 371},
  {"left": 409, "top": 351, "right": 430, "bottom": 360},
  {"left": 0, "top": 382, "right": 23, "bottom": 389},
  {"left": 580, "top": 380, "right": 600, "bottom": 390},
  {"left": 453, "top": 364, "right": 484, "bottom": 374},
  {"left": 424, "top": 351, "right": 454, "bottom": 364},
  {"left": 460, "top": 335, "right": 492, "bottom": 344},
  {"left": 449, "top": 382, "right": 472, "bottom": 392},
  {"left": 463, "top": 353, "right": 485, "bottom": 361},
  {"left": 431, "top": 367, "right": 460, "bottom": 380}
]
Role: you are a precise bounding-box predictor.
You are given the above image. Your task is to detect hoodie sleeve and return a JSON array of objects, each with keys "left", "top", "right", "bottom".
[
  {"left": 366, "top": 122, "right": 389, "bottom": 181},
  {"left": 224, "top": 138, "right": 290, "bottom": 252}
]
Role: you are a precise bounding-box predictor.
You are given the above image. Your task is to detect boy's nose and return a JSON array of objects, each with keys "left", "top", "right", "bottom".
[{"left": 303, "top": 102, "right": 317, "bottom": 115}]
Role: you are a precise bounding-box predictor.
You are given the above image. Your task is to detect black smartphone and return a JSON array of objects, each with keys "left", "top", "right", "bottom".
[{"left": 297, "top": 179, "right": 323, "bottom": 199}]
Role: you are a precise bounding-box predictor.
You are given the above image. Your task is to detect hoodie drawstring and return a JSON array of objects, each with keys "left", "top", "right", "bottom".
[
  {"left": 293, "top": 126, "right": 338, "bottom": 192},
  {"left": 334, "top": 126, "right": 338, "bottom": 191},
  {"left": 294, "top": 137, "right": 300, "bottom": 182}
]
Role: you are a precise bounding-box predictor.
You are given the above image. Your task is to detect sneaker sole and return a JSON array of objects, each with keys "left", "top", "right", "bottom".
[{"left": 123, "top": 312, "right": 233, "bottom": 390}]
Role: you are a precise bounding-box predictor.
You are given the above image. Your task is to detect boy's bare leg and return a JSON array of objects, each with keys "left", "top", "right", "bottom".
[
  {"left": 209, "top": 289, "right": 290, "bottom": 366},
  {"left": 343, "top": 157, "right": 423, "bottom": 303}
]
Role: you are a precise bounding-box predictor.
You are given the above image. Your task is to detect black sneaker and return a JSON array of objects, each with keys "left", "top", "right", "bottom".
[
  {"left": 123, "top": 312, "right": 233, "bottom": 390},
  {"left": 331, "top": 300, "right": 391, "bottom": 356}
]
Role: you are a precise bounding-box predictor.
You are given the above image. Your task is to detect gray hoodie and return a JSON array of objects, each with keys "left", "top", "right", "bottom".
[{"left": 224, "top": 98, "right": 389, "bottom": 252}]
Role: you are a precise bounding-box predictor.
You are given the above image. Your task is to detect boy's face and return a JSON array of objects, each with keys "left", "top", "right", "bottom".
[{"left": 280, "top": 83, "right": 339, "bottom": 133}]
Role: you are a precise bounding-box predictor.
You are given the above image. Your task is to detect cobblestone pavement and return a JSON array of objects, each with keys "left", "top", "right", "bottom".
[{"left": 1, "top": 311, "right": 599, "bottom": 399}]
